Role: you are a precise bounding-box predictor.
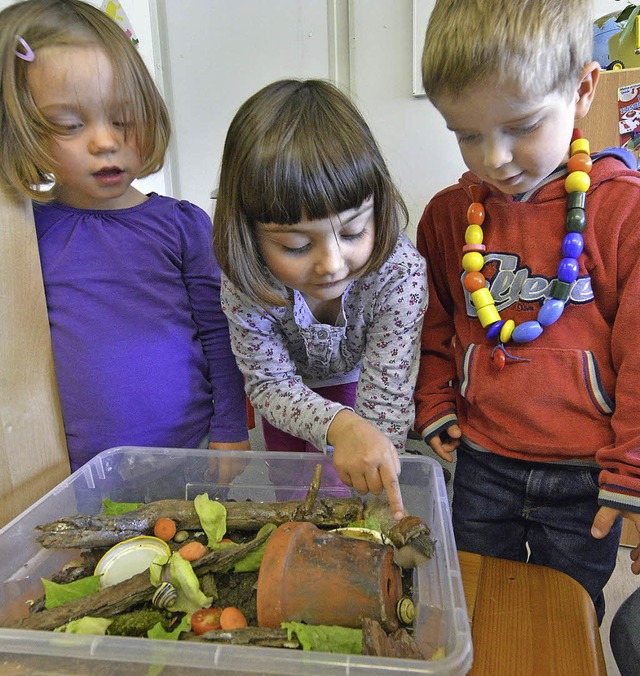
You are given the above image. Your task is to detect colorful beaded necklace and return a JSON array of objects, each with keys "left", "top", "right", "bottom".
[{"left": 462, "top": 129, "right": 591, "bottom": 370}]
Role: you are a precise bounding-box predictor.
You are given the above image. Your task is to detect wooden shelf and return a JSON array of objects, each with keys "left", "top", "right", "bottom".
[{"left": 581, "top": 66, "right": 640, "bottom": 160}]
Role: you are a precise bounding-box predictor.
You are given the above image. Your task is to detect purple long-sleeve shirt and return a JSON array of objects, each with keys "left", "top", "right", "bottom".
[{"left": 34, "top": 193, "right": 247, "bottom": 470}]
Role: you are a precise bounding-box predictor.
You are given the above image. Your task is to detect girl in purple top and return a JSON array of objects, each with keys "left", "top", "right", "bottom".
[
  {"left": 214, "top": 80, "right": 428, "bottom": 519},
  {"left": 0, "top": 0, "right": 249, "bottom": 472}
]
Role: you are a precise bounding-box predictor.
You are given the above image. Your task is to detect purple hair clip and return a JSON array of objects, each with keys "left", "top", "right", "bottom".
[{"left": 15, "top": 37, "right": 34, "bottom": 62}]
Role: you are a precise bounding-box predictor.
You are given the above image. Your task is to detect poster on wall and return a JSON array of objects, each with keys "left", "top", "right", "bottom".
[{"left": 618, "top": 82, "right": 640, "bottom": 151}]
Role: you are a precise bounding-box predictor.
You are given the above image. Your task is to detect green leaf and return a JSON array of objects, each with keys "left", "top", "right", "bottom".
[
  {"left": 233, "top": 523, "right": 276, "bottom": 572},
  {"left": 102, "top": 497, "right": 144, "bottom": 515},
  {"left": 617, "top": 5, "right": 639, "bottom": 24},
  {"left": 149, "top": 554, "right": 170, "bottom": 587},
  {"left": 194, "top": 493, "right": 227, "bottom": 546},
  {"left": 347, "top": 516, "right": 383, "bottom": 532},
  {"left": 282, "top": 622, "right": 363, "bottom": 654},
  {"left": 147, "top": 614, "right": 191, "bottom": 641},
  {"left": 58, "top": 616, "right": 113, "bottom": 635},
  {"left": 43, "top": 576, "right": 102, "bottom": 610},
  {"left": 166, "top": 552, "right": 212, "bottom": 613}
]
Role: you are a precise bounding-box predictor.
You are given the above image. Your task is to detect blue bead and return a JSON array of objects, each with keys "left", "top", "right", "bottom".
[
  {"left": 557, "top": 257, "right": 579, "bottom": 283},
  {"left": 486, "top": 320, "right": 505, "bottom": 340},
  {"left": 538, "top": 298, "right": 565, "bottom": 326},
  {"left": 511, "top": 320, "right": 543, "bottom": 342},
  {"left": 562, "top": 232, "right": 584, "bottom": 258}
]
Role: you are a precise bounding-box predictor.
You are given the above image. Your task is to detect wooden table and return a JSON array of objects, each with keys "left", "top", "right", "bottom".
[{"left": 458, "top": 551, "right": 606, "bottom": 675}]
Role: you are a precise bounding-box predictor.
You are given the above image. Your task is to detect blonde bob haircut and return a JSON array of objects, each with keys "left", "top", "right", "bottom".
[
  {"left": 0, "top": 0, "right": 170, "bottom": 201},
  {"left": 213, "top": 79, "right": 408, "bottom": 307},
  {"left": 422, "top": 0, "right": 593, "bottom": 103}
]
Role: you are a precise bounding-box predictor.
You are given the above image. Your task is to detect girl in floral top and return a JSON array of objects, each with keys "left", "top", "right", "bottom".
[{"left": 213, "top": 79, "right": 427, "bottom": 519}]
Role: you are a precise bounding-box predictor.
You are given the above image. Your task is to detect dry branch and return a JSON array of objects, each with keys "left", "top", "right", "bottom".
[{"left": 35, "top": 497, "right": 365, "bottom": 549}]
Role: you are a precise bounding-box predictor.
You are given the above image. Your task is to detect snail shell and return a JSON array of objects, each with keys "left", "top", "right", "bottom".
[
  {"left": 152, "top": 581, "right": 177, "bottom": 609},
  {"left": 396, "top": 595, "right": 415, "bottom": 625},
  {"left": 388, "top": 516, "right": 431, "bottom": 548}
]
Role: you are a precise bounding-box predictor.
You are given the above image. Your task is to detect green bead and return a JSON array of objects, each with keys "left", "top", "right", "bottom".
[
  {"left": 549, "top": 279, "right": 573, "bottom": 301},
  {"left": 566, "top": 208, "right": 587, "bottom": 232},
  {"left": 567, "top": 191, "right": 586, "bottom": 210}
]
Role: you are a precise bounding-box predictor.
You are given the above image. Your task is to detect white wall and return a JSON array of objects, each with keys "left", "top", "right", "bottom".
[
  {"left": 348, "top": 0, "right": 463, "bottom": 238},
  {"left": 155, "top": 0, "right": 332, "bottom": 217},
  {"left": 153, "top": 0, "right": 464, "bottom": 237}
]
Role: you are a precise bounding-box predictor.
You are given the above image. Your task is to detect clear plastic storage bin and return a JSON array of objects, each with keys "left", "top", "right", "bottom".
[{"left": 0, "top": 446, "right": 472, "bottom": 674}]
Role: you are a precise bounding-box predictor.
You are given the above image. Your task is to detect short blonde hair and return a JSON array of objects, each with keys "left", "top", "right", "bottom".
[
  {"left": 213, "top": 79, "right": 407, "bottom": 307},
  {"left": 422, "top": 0, "right": 593, "bottom": 102},
  {"left": 0, "top": 0, "right": 170, "bottom": 201}
]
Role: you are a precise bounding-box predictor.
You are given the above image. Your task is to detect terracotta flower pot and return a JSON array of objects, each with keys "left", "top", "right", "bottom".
[{"left": 257, "top": 521, "right": 402, "bottom": 631}]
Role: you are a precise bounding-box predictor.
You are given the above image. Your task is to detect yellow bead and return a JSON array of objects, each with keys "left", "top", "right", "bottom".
[
  {"left": 499, "top": 319, "right": 515, "bottom": 343},
  {"left": 462, "top": 251, "right": 485, "bottom": 272},
  {"left": 465, "top": 224, "right": 484, "bottom": 245},
  {"left": 570, "top": 138, "right": 590, "bottom": 156},
  {"left": 477, "top": 304, "right": 501, "bottom": 328},
  {"left": 470, "top": 287, "right": 494, "bottom": 310},
  {"left": 565, "top": 170, "right": 591, "bottom": 193}
]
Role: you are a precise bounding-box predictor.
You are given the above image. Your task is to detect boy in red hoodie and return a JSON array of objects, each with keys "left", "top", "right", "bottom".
[{"left": 414, "top": 0, "right": 640, "bottom": 623}]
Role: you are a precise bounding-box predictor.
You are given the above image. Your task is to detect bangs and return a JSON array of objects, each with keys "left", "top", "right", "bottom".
[{"left": 241, "top": 140, "right": 377, "bottom": 226}]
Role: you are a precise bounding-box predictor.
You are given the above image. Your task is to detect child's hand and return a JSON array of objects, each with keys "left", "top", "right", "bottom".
[
  {"left": 592, "top": 506, "right": 640, "bottom": 574},
  {"left": 208, "top": 440, "right": 251, "bottom": 485},
  {"left": 428, "top": 424, "right": 461, "bottom": 463},
  {"left": 328, "top": 410, "right": 404, "bottom": 520},
  {"left": 630, "top": 543, "right": 640, "bottom": 576}
]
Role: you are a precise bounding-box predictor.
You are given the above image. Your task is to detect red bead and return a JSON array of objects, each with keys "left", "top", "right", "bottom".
[
  {"left": 567, "top": 153, "right": 592, "bottom": 174},
  {"left": 492, "top": 348, "right": 506, "bottom": 370},
  {"left": 467, "top": 202, "right": 485, "bottom": 225},
  {"left": 463, "top": 271, "right": 486, "bottom": 293},
  {"left": 571, "top": 128, "right": 583, "bottom": 142}
]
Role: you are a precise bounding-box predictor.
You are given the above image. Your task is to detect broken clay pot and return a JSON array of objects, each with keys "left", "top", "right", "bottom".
[{"left": 256, "top": 521, "right": 402, "bottom": 631}]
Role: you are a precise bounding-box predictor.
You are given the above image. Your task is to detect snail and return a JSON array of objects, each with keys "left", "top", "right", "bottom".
[
  {"left": 152, "top": 581, "right": 177, "bottom": 609},
  {"left": 387, "top": 515, "right": 436, "bottom": 569},
  {"left": 396, "top": 595, "right": 415, "bottom": 625}
]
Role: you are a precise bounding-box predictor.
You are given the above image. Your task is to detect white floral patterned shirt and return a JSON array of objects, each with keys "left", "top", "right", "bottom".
[{"left": 221, "top": 233, "right": 427, "bottom": 452}]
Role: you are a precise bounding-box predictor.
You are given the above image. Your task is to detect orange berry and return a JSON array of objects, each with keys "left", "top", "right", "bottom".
[
  {"left": 153, "top": 517, "right": 177, "bottom": 542},
  {"left": 178, "top": 541, "right": 208, "bottom": 561},
  {"left": 220, "top": 606, "right": 248, "bottom": 630}
]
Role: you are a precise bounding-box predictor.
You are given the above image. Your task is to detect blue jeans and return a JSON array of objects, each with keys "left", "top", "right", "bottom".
[
  {"left": 452, "top": 444, "right": 621, "bottom": 624},
  {"left": 610, "top": 585, "right": 640, "bottom": 676}
]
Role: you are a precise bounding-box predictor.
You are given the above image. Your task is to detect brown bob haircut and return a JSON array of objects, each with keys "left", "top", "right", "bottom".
[
  {"left": 213, "top": 79, "right": 407, "bottom": 307},
  {"left": 0, "top": 0, "right": 170, "bottom": 201}
]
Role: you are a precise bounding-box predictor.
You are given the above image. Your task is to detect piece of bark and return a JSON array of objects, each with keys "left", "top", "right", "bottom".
[
  {"left": 36, "top": 496, "right": 365, "bottom": 549},
  {"left": 185, "top": 626, "right": 301, "bottom": 649},
  {"left": 362, "top": 617, "right": 425, "bottom": 660},
  {"left": 6, "top": 531, "right": 270, "bottom": 631}
]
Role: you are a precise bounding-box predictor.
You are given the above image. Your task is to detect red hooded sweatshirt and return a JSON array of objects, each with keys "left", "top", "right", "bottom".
[{"left": 415, "top": 149, "right": 640, "bottom": 514}]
